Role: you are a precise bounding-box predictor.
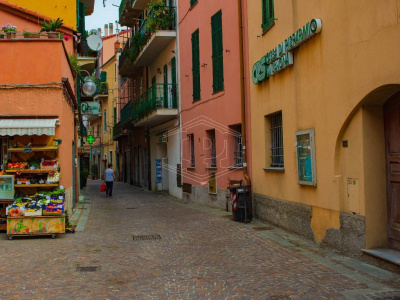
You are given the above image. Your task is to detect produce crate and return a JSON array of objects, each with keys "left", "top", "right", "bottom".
[
  {"left": 25, "top": 208, "right": 42, "bottom": 216},
  {"left": 43, "top": 204, "right": 63, "bottom": 216},
  {"left": 40, "top": 160, "right": 58, "bottom": 170}
]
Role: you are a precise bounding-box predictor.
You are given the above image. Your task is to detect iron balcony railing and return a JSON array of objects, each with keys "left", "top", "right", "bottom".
[
  {"left": 132, "top": 83, "right": 177, "bottom": 122},
  {"left": 128, "top": 6, "right": 176, "bottom": 63},
  {"left": 121, "top": 101, "right": 131, "bottom": 124},
  {"left": 119, "top": 0, "right": 127, "bottom": 21},
  {"left": 119, "top": 38, "right": 131, "bottom": 72},
  {"left": 113, "top": 121, "right": 123, "bottom": 138}
]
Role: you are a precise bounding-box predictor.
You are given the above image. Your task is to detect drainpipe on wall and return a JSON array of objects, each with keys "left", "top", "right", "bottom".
[{"left": 238, "top": 0, "right": 251, "bottom": 188}]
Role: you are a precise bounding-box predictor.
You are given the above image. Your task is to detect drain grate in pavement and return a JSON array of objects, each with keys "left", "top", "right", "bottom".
[
  {"left": 126, "top": 207, "right": 137, "bottom": 210},
  {"left": 76, "top": 266, "right": 100, "bottom": 272},
  {"left": 253, "top": 226, "right": 274, "bottom": 231},
  {"left": 133, "top": 234, "right": 161, "bottom": 241}
]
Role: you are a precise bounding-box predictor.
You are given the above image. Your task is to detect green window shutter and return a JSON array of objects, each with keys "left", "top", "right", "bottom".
[
  {"left": 171, "top": 56, "right": 177, "bottom": 108},
  {"left": 191, "top": 29, "right": 200, "bottom": 101},
  {"left": 211, "top": 10, "right": 223, "bottom": 93},
  {"left": 104, "top": 110, "right": 107, "bottom": 131},
  {"left": 100, "top": 71, "right": 107, "bottom": 83},
  {"left": 78, "top": 1, "right": 85, "bottom": 34},
  {"left": 190, "top": 0, "right": 198, "bottom": 7},
  {"left": 163, "top": 64, "right": 168, "bottom": 107},
  {"left": 262, "top": 0, "right": 274, "bottom": 32},
  {"left": 114, "top": 107, "right": 117, "bottom": 125}
]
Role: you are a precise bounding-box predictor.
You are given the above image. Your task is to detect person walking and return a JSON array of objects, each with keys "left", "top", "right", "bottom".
[{"left": 103, "top": 163, "right": 118, "bottom": 197}]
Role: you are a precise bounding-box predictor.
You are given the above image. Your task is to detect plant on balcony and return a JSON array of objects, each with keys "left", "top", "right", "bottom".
[
  {"left": 144, "top": 1, "right": 175, "bottom": 33},
  {"left": 68, "top": 53, "right": 81, "bottom": 76},
  {"left": 1, "top": 23, "right": 17, "bottom": 38},
  {"left": 22, "top": 29, "right": 40, "bottom": 39},
  {"left": 40, "top": 18, "right": 63, "bottom": 38}
]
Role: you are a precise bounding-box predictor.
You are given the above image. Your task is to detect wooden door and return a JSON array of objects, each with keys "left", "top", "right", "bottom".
[{"left": 385, "top": 96, "right": 400, "bottom": 250}]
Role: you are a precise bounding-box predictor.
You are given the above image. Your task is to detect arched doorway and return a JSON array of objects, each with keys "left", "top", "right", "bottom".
[{"left": 384, "top": 94, "right": 400, "bottom": 250}]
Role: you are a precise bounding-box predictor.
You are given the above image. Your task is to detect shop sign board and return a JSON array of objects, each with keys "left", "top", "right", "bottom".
[
  {"left": 252, "top": 19, "right": 322, "bottom": 84},
  {"left": 81, "top": 102, "right": 100, "bottom": 115}
]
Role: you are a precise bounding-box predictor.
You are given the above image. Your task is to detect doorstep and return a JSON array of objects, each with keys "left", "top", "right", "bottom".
[{"left": 362, "top": 248, "right": 400, "bottom": 266}]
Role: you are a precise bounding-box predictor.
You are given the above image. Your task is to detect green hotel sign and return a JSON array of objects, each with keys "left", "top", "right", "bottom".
[{"left": 252, "top": 19, "right": 322, "bottom": 85}]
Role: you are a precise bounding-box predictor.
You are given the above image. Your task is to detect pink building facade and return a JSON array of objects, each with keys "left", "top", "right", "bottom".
[{"left": 179, "top": 0, "right": 251, "bottom": 209}]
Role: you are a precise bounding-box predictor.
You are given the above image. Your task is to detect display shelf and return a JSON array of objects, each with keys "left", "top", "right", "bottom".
[
  {"left": 7, "top": 146, "right": 58, "bottom": 153},
  {"left": 6, "top": 169, "right": 52, "bottom": 174},
  {"left": 14, "top": 184, "right": 58, "bottom": 188}
]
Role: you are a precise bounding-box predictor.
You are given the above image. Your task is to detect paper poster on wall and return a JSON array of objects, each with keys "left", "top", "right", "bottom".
[{"left": 296, "top": 129, "right": 317, "bottom": 186}]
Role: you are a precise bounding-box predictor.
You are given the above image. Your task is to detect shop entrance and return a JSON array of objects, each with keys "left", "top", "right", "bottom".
[{"left": 384, "top": 95, "right": 400, "bottom": 251}]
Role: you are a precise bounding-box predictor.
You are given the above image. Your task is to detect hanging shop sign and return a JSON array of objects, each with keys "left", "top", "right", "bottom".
[
  {"left": 81, "top": 102, "right": 100, "bottom": 116},
  {"left": 252, "top": 19, "right": 322, "bottom": 84}
]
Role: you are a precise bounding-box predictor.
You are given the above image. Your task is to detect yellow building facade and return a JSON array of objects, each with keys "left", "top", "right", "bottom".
[
  {"left": 247, "top": 0, "right": 400, "bottom": 258},
  {"left": 7, "top": 0, "right": 77, "bottom": 29}
]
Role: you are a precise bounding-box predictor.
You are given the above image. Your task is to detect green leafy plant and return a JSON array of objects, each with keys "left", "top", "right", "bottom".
[
  {"left": 90, "top": 164, "right": 98, "bottom": 177},
  {"left": 40, "top": 18, "right": 63, "bottom": 32},
  {"left": 1, "top": 23, "right": 17, "bottom": 33},
  {"left": 80, "top": 170, "right": 89, "bottom": 178},
  {"left": 68, "top": 53, "right": 80, "bottom": 75},
  {"left": 22, "top": 29, "right": 40, "bottom": 37}
]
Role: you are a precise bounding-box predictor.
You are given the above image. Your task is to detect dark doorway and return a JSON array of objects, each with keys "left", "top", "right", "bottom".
[{"left": 384, "top": 95, "right": 400, "bottom": 250}]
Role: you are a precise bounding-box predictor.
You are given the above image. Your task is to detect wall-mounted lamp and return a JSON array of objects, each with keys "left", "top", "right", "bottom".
[
  {"left": 257, "top": 35, "right": 261, "bottom": 39},
  {"left": 54, "top": 139, "right": 62, "bottom": 145},
  {"left": 201, "top": 63, "right": 207, "bottom": 68},
  {"left": 172, "top": 50, "right": 176, "bottom": 53},
  {"left": 225, "top": 49, "right": 230, "bottom": 53},
  {"left": 157, "top": 68, "right": 161, "bottom": 74}
]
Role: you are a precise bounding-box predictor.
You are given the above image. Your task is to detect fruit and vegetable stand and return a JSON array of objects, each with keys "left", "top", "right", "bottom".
[{"left": 0, "top": 141, "right": 66, "bottom": 239}]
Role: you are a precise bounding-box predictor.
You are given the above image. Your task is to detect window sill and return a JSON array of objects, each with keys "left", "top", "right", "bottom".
[
  {"left": 228, "top": 166, "right": 243, "bottom": 170},
  {"left": 206, "top": 167, "right": 217, "bottom": 170},
  {"left": 263, "top": 167, "right": 285, "bottom": 173},
  {"left": 212, "top": 90, "right": 225, "bottom": 96},
  {"left": 262, "top": 22, "right": 275, "bottom": 36}
]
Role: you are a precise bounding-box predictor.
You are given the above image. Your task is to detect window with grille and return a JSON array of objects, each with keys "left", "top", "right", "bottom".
[
  {"left": 269, "top": 112, "right": 283, "bottom": 167},
  {"left": 191, "top": 29, "right": 200, "bottom": 101},
  {"left": 211, "top": 10, "right": 224, "bottom": 93},
  {"left": 232, "top": 125, "right": 243, "bottom": 167},
  {"left": 188, "top": 134, "right": 195, "bottom": 167},
  {"left": 262, "top": 0, "right": 274, "bottom": 32},
  {"left": 207, "top": 130, "right": 217, "bottom": 168}
]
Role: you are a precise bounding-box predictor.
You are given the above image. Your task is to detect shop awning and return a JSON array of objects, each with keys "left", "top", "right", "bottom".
[{"left": 0, "top": 119, "right": 58, "bottom": 136}]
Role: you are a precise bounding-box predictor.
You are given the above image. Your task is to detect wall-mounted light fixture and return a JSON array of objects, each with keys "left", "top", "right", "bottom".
[
  {"left": 157, "top": 68, "right": 161, "bottom": 74},
  {"left": 172, "top": 50, "right": 176, "bottom": 53},
  {"left": 201, "top": 63, "right": 207, "bottom": 68},
  {"left": 225, "top": 49, "right": 230, "bottom": 53}
]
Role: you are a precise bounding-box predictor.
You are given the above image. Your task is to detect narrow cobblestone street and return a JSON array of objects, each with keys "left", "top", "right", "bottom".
[{"left": 1, "top": 181, "right": 400, "bottom": 299}]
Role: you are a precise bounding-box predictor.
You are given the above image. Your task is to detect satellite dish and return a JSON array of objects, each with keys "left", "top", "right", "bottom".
[{"left": 87, "top": 33, "right": 103, "bottom": 51}]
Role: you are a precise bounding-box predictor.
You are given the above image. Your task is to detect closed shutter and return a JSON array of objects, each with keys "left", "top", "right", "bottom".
[
  {"left": 191, "top": 29, "right": 200, "bottom": 101},
  {"left": 211, "top": 10, "right": 223, "bottom": 93},
  {"left": 262, "top": 0, "right": 274, "bottom": 32},
  {"left": 78, "top": 1, "right": 85, "bottom": 34},
  {"left": 171, "top": 56, "right": 177, "bottom": 108},
  {"left": 163, "top": 64, "right": 168, "bottom": 107},
  {"left": 100, "top": 71, "right": 107, "bottom": 83}
]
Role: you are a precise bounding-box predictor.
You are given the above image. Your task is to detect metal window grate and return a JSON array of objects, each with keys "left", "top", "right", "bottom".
[
  {"left": 133, "top": 234, "right": 161, "bottom": 241},
  {"left": 189, "top": 134, "right": 195, "bottom": 167},
  {"left": 233, "top": 125, "right": 243, "bottom": 167},
  {"left": 210, "top": 131, "right": 217, "bottom": 167},
  {"left": 269, "top": 112, "right": 283, "bottom": 167}
]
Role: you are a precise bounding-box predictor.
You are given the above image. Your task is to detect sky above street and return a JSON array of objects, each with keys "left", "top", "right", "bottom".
[{"left": 85, "top": 0, "right": 126, "bottom": 34}]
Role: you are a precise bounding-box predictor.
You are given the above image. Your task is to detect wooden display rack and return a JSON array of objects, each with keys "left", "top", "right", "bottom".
[{"left": 7, "top": 215, "right": 65, "bottom": 239}]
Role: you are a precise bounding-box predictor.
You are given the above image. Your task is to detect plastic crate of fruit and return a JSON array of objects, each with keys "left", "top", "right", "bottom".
[
  {"left": 25, "top": 208, "right": 42, "bottom": 216},
  {"left": 42, "top": 204, "right": 63, "bottom": 216},
  {"left": 40, "top": 160, "right": 58, "bottom": 170}
]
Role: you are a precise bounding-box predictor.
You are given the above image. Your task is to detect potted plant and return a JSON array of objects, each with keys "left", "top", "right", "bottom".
[
  {"left": 90, "top": 164, "right": 98, "bottom": 180},
  {"left": 1, "top": 23, "right": 17, "bottom": 39},
  {"left": 40, "top": 18, "right": 63, "bottom": 38},
  {"left": 22, "top": 29, "right": 40, "bottom": 39}
]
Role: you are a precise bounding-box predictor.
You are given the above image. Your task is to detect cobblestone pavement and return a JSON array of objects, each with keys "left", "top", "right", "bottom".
[{"left": 1, "top": 180, "right": 400, "bottom": 300}]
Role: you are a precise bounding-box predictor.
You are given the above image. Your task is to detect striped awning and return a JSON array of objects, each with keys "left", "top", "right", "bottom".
[{"left": 0, "top": 119, "right": 58, "bottom": 136}]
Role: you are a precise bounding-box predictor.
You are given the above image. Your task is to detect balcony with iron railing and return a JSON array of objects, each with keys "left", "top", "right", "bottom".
[
  {"left": 119, "top": 39, "right": 141, "bottom": 77},
  {"left": 113, "top": 102, "right": 131, "bottom": 140},
  {"left": 132, "top": 83, "right": 178, "bottom": 127},
  {"left": 119, "top": 0, "right": 139, "bottom": 27},
  {"left": 128, "top": 5, "right": 176, "bottom": 66}
]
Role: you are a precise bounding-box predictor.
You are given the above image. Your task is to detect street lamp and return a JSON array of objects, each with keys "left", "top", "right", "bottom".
[{"left": 80, "top": 70, "right": 97, "bottom": 96}]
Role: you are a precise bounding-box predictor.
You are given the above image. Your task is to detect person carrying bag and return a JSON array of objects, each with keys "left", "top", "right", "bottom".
[{"left": 103, "top": 163, "right": 118, "bottom": 197}]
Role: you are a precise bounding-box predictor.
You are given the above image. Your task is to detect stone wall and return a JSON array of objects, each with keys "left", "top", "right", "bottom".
[{"left": 183, "top": 186, "right": 229, "bottom": 210}]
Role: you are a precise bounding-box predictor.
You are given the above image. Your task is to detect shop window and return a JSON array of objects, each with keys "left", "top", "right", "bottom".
[
  {"left": 208, "top": 171, "right": 217, "bottom": 194},
  {"left": 296, "top": 129, "right": 317, "bottom": 186},
  {"left": 266, "top": 111, "right": 283, "bottom": 168},
  {"left": 262, "top": 0, "right": 275, "bottom": 33},
  {"left": 211, "top": 10, "right": 224, "bottom": 93}
]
